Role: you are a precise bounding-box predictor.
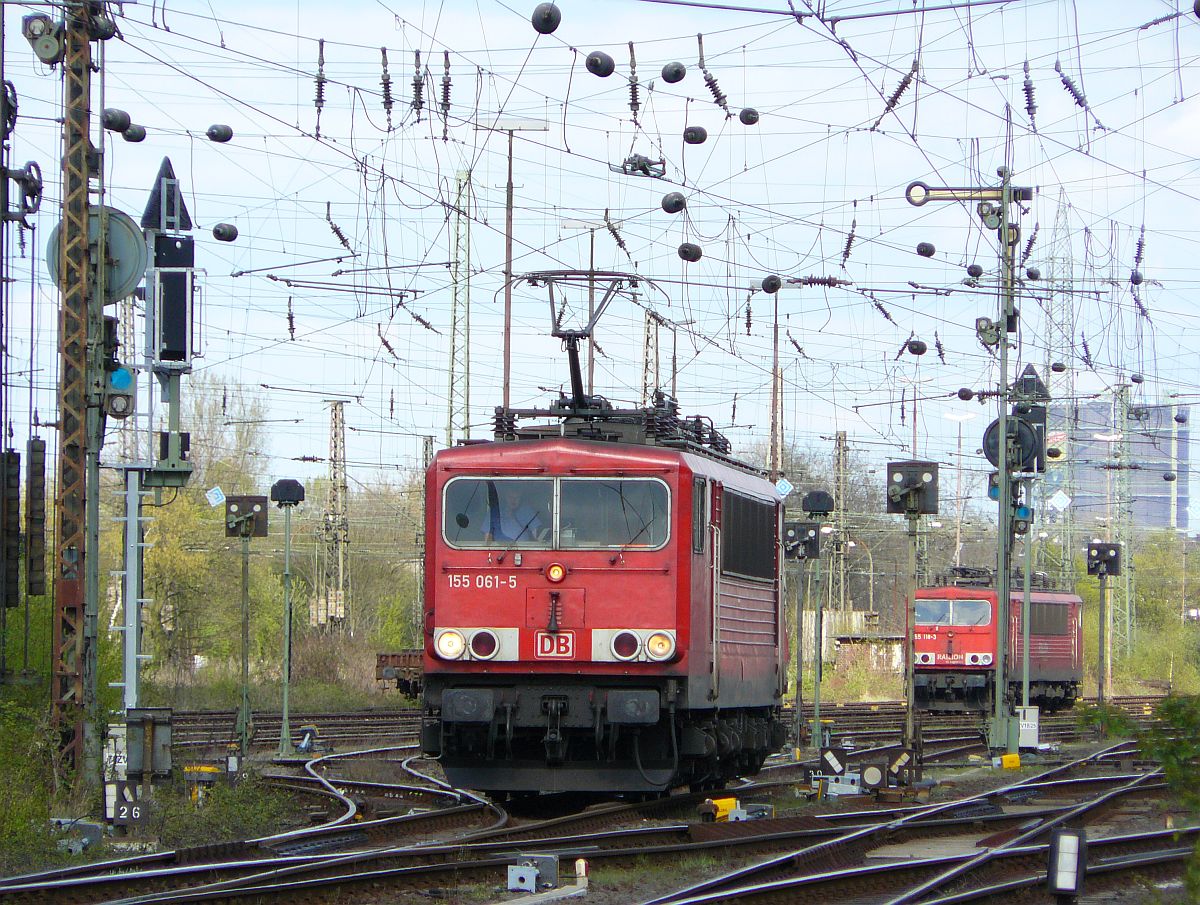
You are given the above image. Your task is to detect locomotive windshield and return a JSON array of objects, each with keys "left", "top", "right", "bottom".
[
  {"left": 443, "top": 476, "right": 669, "bottom": 550},
  {"left": 559, "top": 479, "right": 668, "bottom": 548},
  {"left": 915, "top": 598, "right": 991, "bottom": 626}
]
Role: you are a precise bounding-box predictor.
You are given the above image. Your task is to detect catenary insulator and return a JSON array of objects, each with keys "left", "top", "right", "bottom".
[
  {"left": 661, "top": 61, "right": 686, "bottom": 83},
  {"left": 683, "top": 125, "right": 707, "bottom": 144},
  {"left": 206, "top": 124, "right": 233, "bottom": 143},
  {"left": 586, "top": 51, "right": 615, "bottom": 77},
  {"left": 212, "top": 223, "right": 239, "bottom": 242},
  {"left": 531, "top": 2, "right": 561, "bottom": 34},
  {"left": 678, "top": 242, "right": 702, "bottom": 262},
  {"left": 661, "top": 192, "right": 686, "bottom": 214}
]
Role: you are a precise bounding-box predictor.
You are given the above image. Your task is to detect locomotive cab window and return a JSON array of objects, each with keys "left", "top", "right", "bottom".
[
  {"left": 560, "top": 479, "right": 668, "bottom": 549},
  {"left": 443, "top": 476, "right": 668, "bottom": 550},
  {"left": 915, "top": 599, "right": 951, "bottom": 625},
  {"left": 443, "top": 478, "right": 553, "bottom": 548},
  {"left": 951, "top": 599, "right": 991, "bottom": 626},
  {"left": 692, "top": 478, "right": 706, "bottom": 553}
]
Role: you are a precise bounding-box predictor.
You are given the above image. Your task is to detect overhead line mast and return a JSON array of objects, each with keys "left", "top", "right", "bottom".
[{"left": 52, "top": 0, "right": 100, "bottom": 779}]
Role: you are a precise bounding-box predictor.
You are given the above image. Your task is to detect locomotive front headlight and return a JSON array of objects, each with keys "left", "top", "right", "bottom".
[
  {"left": 612, "top": 631, "right": 640, "bottom": 661},
  {"left": 979, "top": 653, "right": 993, "bottom": 666},
  {"left": 435, "top": 629, "right": 466, "bottom": 660},
  {"left": 546, "top": 562, "right": 566, "bottom": 583},
  {"left": 645, "top": 631, "right": 675, "bottom": 661}
]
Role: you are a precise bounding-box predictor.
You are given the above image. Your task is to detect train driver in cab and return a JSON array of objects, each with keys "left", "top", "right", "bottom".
[{"left": 486, "top": 482, "right": 544, "bottom": 543}]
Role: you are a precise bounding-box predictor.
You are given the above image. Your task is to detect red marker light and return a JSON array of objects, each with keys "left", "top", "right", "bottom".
[{"left": 546, "top": 563, "right": 566, "bottom": 583}]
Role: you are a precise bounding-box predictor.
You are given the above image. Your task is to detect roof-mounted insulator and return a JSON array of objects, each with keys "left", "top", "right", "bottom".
[
  {"left": 441, "top": 51, "right": 452, "bottom": 141},
  {"left": 380, "top": 48, "right": 394, "bottom": 130},
  {"left": 315, "top": 39, "right": 326, "bottom": 138},
  {"left": 1023, "top": 61, "right": 1037, "bottom": 132},
  {"left": 412, "top": 50, "right": 424, "bottom": 120}
]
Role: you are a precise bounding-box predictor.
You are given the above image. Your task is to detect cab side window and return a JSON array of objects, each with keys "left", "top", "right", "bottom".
[{"left": 692, "top": 478, "right": 706, "bottom": 553}]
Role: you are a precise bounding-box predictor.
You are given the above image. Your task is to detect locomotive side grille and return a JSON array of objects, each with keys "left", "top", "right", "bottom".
[{"left": 717, "top": 578, "right": 776, "bottom": 646}]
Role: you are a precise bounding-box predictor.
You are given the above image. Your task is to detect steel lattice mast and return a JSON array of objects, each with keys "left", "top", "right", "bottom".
[
  {"left": 52, "top": 1, "right": 99, "bottom": 778},
  {"left": 446, "top": 171, "right": 472, "bottom": 447},
  {"left": 317, "top": 401, "right": 349, "bottom": 628},
  {"left": 1043, "top": 192, "right": 1076, "bottom": 584}
]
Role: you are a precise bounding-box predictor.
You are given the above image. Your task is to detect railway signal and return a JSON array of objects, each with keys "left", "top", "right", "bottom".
[
  {"left": 886, "top": 461, "right": 940, "bottom": 753},
  {"left": 1088, "top": 541, "right": 1122, "bottom": 704},
  {"left": 226, "top": 496, "right": 268, "bottom": 762},
  {"left": 271, "top": 480, "right": 305, "bottom": 759}
]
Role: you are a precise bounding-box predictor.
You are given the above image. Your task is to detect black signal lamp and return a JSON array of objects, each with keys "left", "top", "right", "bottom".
[
  {"left": 885, "top": 461, "right": 938, "bottom": 515},
  {"left": 270, "top": 479, "right": 305, "bottom": 506},
  {"left": 1086, "top": 542, "right": 1121, "bottom": 577}
]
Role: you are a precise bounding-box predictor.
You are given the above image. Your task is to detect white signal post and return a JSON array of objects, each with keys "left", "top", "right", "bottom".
[{"left": 906, "top": 168, "right": 1033, "bottom": 753}]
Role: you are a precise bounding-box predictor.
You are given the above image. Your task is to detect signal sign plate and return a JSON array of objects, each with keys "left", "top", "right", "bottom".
[
  {"left": 820, "top": 747, "right": 848, "bottom": 776},
  {"left": 535, "top": 631, "right": 575, "bottom": 659}
]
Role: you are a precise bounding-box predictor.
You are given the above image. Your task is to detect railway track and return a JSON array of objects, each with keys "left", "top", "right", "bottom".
[{"left": 2, "top": 738, "right": 1185, "bottom": 904}]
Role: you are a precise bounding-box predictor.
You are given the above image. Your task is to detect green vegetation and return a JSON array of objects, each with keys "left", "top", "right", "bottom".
[
  {"left": 146, "top": 774, "right": 304, "bottom": 849},
  {"left": 0, "top": 696, "right": 71, "bottom": 875},
  {"left": 1139, "top": 696, "right": 1200, "bottom": 900}
]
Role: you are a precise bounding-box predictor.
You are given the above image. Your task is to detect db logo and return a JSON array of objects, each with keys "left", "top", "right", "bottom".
[{"left": 535, "top": 631, "right": 575, "bottom": 659}]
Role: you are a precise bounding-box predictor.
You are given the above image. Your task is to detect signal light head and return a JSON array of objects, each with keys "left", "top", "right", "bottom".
[{"left": 546, "top": 563, "right": 566, "bottom": 583}]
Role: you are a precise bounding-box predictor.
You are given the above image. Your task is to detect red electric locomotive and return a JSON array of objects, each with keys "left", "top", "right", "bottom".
[
  {"left": 914, "top": 569, "right": 1083, "bottom": 712},
  {"left": 419, "top": 359, "right": 787, "bottom": 794}
]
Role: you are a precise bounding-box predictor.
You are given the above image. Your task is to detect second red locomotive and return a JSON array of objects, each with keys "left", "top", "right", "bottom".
[
  {"left": 914, "top": 569, "right": 1083, "bottom": 712},
  {"left": 419, "top": 389, "right": 788, "bottom": 794}
]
